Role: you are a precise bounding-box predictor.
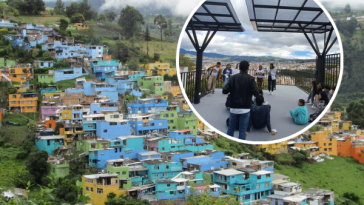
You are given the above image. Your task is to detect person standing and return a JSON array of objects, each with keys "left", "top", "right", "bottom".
[
  {"left": 223, "top": 60, "right": 260, "bottom": 140},
  {"left": 232, "top": 63, "right": 240, "bottom": 75},
  {"left": 222, "top": 64, "right": 233, "bottom": 86},
  {"left": 207, "top": 62, "right": 221, "bottom": 94},
  {"left": 256, "top": 65, "right": 265, "bottom": 90},
  {"left": 267, "top": 63, "right": 276, "bottom": 95}
]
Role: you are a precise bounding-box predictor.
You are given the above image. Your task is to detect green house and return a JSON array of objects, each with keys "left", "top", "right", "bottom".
[
  {"left": 38, "top": 74, "right": 55, "bottom": 84},
  {"left": 0, "top": 58, "right": 16, "bottom": 67},
  {"left": 76, "top": 139, "right": 110, "bottom": 153},
  {"left": 137, "top": 76, "right": 165, "bottom": 95},
  {"left": 160, "top": 110, "right": 178, "bottom": 131},
  {"left": 177, "top": 110, "right": 198, "bottom": 135},
  {"left": 48, "top": 159, "right": 70, "bottom": 180},
  {"left": 106, "top": 159, "right": 132, "bottom": 189}
]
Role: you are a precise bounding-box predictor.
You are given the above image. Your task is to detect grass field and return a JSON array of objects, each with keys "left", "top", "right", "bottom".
[
  {"left": 0, "top": 146, "right": 26, "bottom": 189},
  {"left": 5, "top": 14, "right": 65, "bottom": 25},
  {"left": 275, "top": 156, "right": 364, "bottom": 203},
  {"left": 55, "top": 74, "right": 94, "bottom": 91}
]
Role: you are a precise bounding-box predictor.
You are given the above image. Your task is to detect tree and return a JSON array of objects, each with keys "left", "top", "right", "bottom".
[
  {"left": 347, "top": 100, "right": 364, "bottom": 128},
  {"left": 153, "top": 53, "right": 160, "bottom": 62},
  {"left": 13, "top": 0, "right": 45, "bottom": 15},
  {"left": 70, "top": 13, "right": 85, "bottom": 23},
  {"left": 344, "top": 4, "right": 351, "bottom": 14},
  {"left": 144, "top": 24, "right": 151, "bottom": 41},
  {"left": 104, "top": 10, "right": 117, "bottom": 22},
  {"left": 154, "top": 14, "right": 167, "bottom": 41},
  {"left": 59, "top": 18, "right": 69, "bottom": 31},
  {"left": 54, "top": 0, "right": 64, "bottom": 15},
  {"left": 118, "top": 5, "right": 145, "bottom": 39},
  {"left": 126, "top": 57, "right": 140, "bottom": 70},
  {"left": 65, "top": 2, "right": 79, "bottom": 18},
  {"left": 27, "top": 151, "right": 50, "bottom": 185},
  {"left": 164, "top": 18, "right": 174, "bottom": 38},
  {"left": 187, "top": 185, "right": 240, "bottom": 205},
  {"left": 179, "top": 54, "right": 196, "bottom": 71}
]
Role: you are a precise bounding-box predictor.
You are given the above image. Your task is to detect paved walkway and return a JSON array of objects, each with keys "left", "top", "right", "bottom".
[{"left": 192, "top": 85, "right": 315, "bottom": 142}]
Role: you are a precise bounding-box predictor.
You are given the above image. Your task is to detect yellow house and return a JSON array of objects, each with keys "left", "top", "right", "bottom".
[
  {"left": 43, "top": 92, "right": 61, "bottom": 102},
  {"left": 331, "top": 120, "right": 340, "bottom": 132},
  {"left": 142, "top": 61, "right": 176, "bottom": 76},
  {"left": 257, "top": 141, "right": 289, "bottom": 154},
  {"left": 142, "top": 61, "right": 170, "bottom": 70},
  {"left": 310, "top": 131, "right": 337, "bottom": 156},
  {"left": 9, "top": 67, "right": 33, "bottom": 83},
  {"left": 197, "top": 119, "right": 207, "bottom": 131},
  {"left": 82, "top": 174, "right": 128, "bottom": 205},
  {"left": 326, "top": 111, "right": 341, "bottom": 121},
  {"left": 294, "top": 141, "right": 320, "bottom": 155},
  {"left": 171, "top": 86, "right": 181, "bottom": 97},
  {"left": 73, "top": 23, "right": 89, "bottom": 30},
  {"left": 8, "top": 93, "right": 38, "bottom": 113},
  {"left": 341, "top": 121, "right": 352, "bottom": 131},
  {"left": 14, "top": 84, "right": 35, "bottom": 93},
  {"left": 62, "top": 109, "right": 72, "bottom": 120}
]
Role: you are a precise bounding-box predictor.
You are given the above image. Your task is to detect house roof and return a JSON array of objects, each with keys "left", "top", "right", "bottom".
[
  {"left": 213, "top": 169, "right": 244, "bottom": 176},
  {"left": 82, "top": 174, "right": 118, "bottom": 179},
  {"left": 283, "top": 194, "right": 308, "bottom": 202},
  {"left": 38, "top": 135, "right": 65, "bottom": 140},
  {"left": 273, "top": 173, "right": 290, "bottom": 181},
  {"left": 138, "top": 151, "right": 161, "bottom": 156},
  {"left": 251, "top": 170, "right": 273, "bottom": 175}
]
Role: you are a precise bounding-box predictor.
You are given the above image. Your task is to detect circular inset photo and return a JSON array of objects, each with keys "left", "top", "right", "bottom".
[{"left": 177, "top": 0, "right": 343, "bottom": 143}]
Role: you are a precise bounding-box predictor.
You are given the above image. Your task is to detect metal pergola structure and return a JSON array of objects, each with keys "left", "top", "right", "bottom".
[
  {"left": 184, "top": 0, "right": 338, "bottom": 104},
  {"left": 186, "top": 0, "right": 245, "bottom": 104},
  {"left": 245, "top": 0, "right": 337, "bottom": 85}
]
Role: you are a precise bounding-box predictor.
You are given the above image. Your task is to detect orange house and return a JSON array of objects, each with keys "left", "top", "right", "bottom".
[
  {"left": 337, "top": 138, "right": 352, "bottom": 157},
  {"left": 8, "top": 93, "right": 38, "bottom": 113},
  {"left": 9, "top": 67, "right": 33, "bottom": 83},
  {"left": 351, "top": 143, "right": 364, "bottom": 164},
  {"left": 45, "top": 120, "right": 56, "bottom": 129},
  {"left": 103, "top": 55, "right": 112, "bottom": 60},
  {"left": 311, "top": 132, "right": 337, "bottom": 156}
]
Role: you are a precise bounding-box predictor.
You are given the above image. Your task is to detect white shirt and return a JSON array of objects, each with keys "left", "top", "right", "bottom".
[
  {"left": 268, "top": 68, "right": 276, "bottom": 80},
  {"left": 232, "top": 68, "right": 240, "bottom": 75},
  {"left": 230, "top": 108, "right": 250, "bottom": 114},
  {"left": 256, "top": 69, "right": 265, "bottom": 78},
  {"left": 210, "top": 66, "right": 220, "bottom": 77}
]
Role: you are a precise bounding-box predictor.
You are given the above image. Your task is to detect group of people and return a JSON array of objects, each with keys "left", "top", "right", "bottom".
[
  {"left": 209, "top": 60, "right": 334, "bottom": 140},
  {"left": 207, "top": 62, "right": 277, "bottom": 95}
]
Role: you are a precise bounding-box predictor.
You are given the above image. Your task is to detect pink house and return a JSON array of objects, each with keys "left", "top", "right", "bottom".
[
  {"left": 40, "top": 102, "right": 61, "bottom": 119},
  {"left": 144, "top": 135, "right": 166, "bottom": 152}
]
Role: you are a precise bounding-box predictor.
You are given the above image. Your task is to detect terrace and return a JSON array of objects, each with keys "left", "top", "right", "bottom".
[{"left": 180, "top": 0, "right": 341, "bottom": 141}]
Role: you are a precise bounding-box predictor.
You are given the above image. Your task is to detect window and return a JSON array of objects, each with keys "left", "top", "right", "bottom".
[
  {"left": 88, "top": 124, "right": 93, "bottom": 128},
  {"left": 97, "top": 188, "right": 103, "bottom": 194},
  {"left": 122, "top": 171, "right": 126, "bottom": 175},
  {"left": 154, "top": 174, "right": 158, "bottom": 177},
  {"left": 324, "top": 148, "right": 327, "bottom": 151},
  {"left": 11, "top": 101, "right": 16, "bottom": 104},
  {"left": 257, "top": 175, "right": 261, "bottom": 180},
  {"left": 154, "top": 165, "right": 159, "bottom": 170},
  {"left": 165, "top": 165, "right": 169, "bottom": 169},
  {"left": 256, "top": 184, "right": 260, "bottom": 189},
  {"left": 91, "top": 144, "right": 96, "bottom": 148},
  {"left": 265, "top": 182, "right": 269, "bottom": 187},
  {"left": 110, "top": 122, "right": 117, "bottom": 126},
  {"left": 170, "top": 191, "right": 175, "bottom": 195},
  {"left": 232, "top": 162, "right": 237, "bottom": 166},
  {"left": 104, "top": 129, "right": 107, "bottom": 133},
  {"left": 47, "top": 140, "right": 50, "bottom": 145},
  {"left": 245, "top": 194, "right": 250, "bottom": 200},
  {"left": 167, "top": 183, "right": 170, "bottom": 187},
  {"left": 90, "top": 188, "right": 93, "bottom": 192},
  {"left": 266, "top": 174, "right": 271, "bottom": 178}
]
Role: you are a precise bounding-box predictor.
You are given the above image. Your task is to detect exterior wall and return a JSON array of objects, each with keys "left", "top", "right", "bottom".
[
  {"left": 90, "top": 103, "right": 118, "bottom": 114},
  {"left": 62, "top": 110, "right": 72, "bottom": 120},
  {"left": 8, "top": 67, "right": 33, "bottom": 83},
  {"left": 160, "top": 111, "right": 178, "bottom": 131},
  {"left": 41, "top": 106, "right": 60, "bottom": 119},
  {"left": 143, "top": 162, "right": 183, "bottom": 181},
  {"left": 96, "top": 121, "right": 131, "bottom": 139},
  {"left": 171, "top": 86, "right": 181, "bottom": 97},
  {"left": 311, "top": 132, "right": 337, "bottom": 156},
  {"left": 89, "top": 149, "right": 147, "bottom": 169},
  {"left": 50, "top": 163, "right": 69, "bottom": 179},
  {"left": 35, "top": 138, "right": 64, "bottom": 155},
  {"left": 36, "top": 61, "right": 54, "bottom": 68},
  {"left": 337, "top": 138, "right": 352, "bottom": 157},
  {"left": 82, "top": 177, "right": 128, "bottom": 205},
  {"left": 8, "top": 94, "right": 38, "bottom": 113},
  {"left": 129, "top": 119, "right": 168, "bottom": 136},
  {"left": 257, "top": 141, "right": 289, "bottom": 154},
  {"left": 38, "top": 74, "right": 55, "bottom": 84},
  {"left": 54, "top": 67, "right": 88, "bottom": 82},
  {"left": 177, "top": 114, "right": 198, "bottom": 135},
  {"left": 45, "top": 120, "right": 56, "bottom": 129},
  {"left": 127, "top": 99, "right": 168, "bottom": 114},
  {"left": 137, "top": 76, "right": 164, "bottom": 95}
]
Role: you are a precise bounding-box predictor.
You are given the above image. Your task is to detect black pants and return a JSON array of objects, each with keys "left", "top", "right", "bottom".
[{"left": 268, "top": 75, "right": 276, "bottom": 92}]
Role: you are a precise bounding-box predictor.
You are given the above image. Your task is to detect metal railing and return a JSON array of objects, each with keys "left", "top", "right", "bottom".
[
  {"left": 181, "top": 69, "right": 318, "bottom": 102},
  {"left": 324, "top": 53, "right": 340, "bottom": 89}
]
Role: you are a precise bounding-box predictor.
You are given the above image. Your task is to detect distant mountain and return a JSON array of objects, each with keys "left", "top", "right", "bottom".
[{"left": 180, "top": 48, "right": 315, "bottom": 63}]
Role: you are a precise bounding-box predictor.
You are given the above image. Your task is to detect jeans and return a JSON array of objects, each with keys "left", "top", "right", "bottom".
[
  {"left": 227, "top": 112, "right": 250, "bottom": 140},
  {"left": 268, "top": 76, "right": 276, "bottom": 92},
  {"left": 223, "top": 78, "right": 229, "bottom": 86},
  {"left": 307, "top": 90, "right": 315, "bottom": 103}
]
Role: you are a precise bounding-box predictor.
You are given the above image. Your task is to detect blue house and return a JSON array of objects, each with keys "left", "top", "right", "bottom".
[
  {"left": 137, "top": 151, "right": 161, "bottom": 161},
  {"left": 82, "top": 114, "right": 105, "bottom": 137},
  {"left": 180, "top": 150, "right": 229, "bottom": 172},
  {"left": 91, "top": 59, "right": 119, "bottom": 80},
  {"left": 12, "top": 38, "right": 31, "bottom": 50},
  {"left": 106, "top": 77, "right": 143, "bottom": 97},
  {"left": 90, "top": 103, "right": 118, "bottom": 114},
  {"left": 55, "top": 45, "right": 87, "bottom": 60},
  {"left": 128, "top": 114, "right": 168, "bottom": 135},
  {"left": 40, "top": 85, "right": 58, "bottom": 95},
  {"left": 212, "top": 169, "right": 273, "bottom": 203},
  {"left": 128, "top": 71, "right": 146, "bottom": 85},
  {"left": 96, "top": 120, "right": 131, "bottom": 139},
  {"left": 34, "top": 61, "right": 54, "bottom": 68},
  {"left": 54, "top": 67, "right": 88, "bottom": 82},
  {"left": 87, "top": 45, "right": 103, "bottom": 59},
  {"left": 142, "top": 159, "right": 183, "bottom": 182},
  {"left": 29, "top": 35, "right": 48, "bottom": 47},
  {"left": 110, "top": 135, "right": 145, "bottom": 150},
  {"left": 35, "top": 135, "right": 64, "bottom": 155},
  {"left": 127, "top": 98, "right": 168, "bottom": 115},
  {"left": 161, "top": 151, "right": 195, "bottom": 163},
  {"left": 89, "top": 148, "right": 147, "bottom": 169}
]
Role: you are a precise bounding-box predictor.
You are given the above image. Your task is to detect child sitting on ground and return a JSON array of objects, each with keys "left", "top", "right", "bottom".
[{"left": 290, "top": 99, "right": 308, "bottom": 125}]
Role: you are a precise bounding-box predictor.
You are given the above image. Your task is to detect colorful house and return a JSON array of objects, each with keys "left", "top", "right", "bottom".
[
  {"left": 40, "top": 102, "right": 60, "bottom": 119},
  {"left": 142, "top": 159, "right": 183, "bottom": 182},
  {"left": 106, "top": 76, "right": 143, "bottom": 97},
  {"left": 91, "top": 59, "right": 119, "bottom": 80},
  {"left": 90, "top": 102, "right": 118, "bottom": 114},
  {"left": 171, "top": 86, "right": 181, "bottom": 97},
  {"left": 8, "top": 93, "right": 38, "bottom": 113},
  {"left": 48, "top": 157, "right": 70, "bottom": 180},
  {"left": 137, "top": 76, "right": 164, "bottom": 95},
  {"left": 213, "top": 169, "right": 273, "bottom": 203},
  {"left": 54, "top": 67, "right": 88, "bottom": 82},
  {"left": 96, "top": 120, "right": 131, "bottom": 139},
  {"left": 82, "top": 174, "right": 128, "bottom": 205},
  {"left": 160, "top": 110, "right": 178, "bottom": 131},
  {"left": 34, "top": 60, "right": 54, "bottom": 68},
  {"left": 73, "top": 23, "right": 89, "bottom": 30},
  {"left": 38, "top": 73, "right": 55, "bottom": 84},
  {"left": 8, "top": 66, "right": 33, "bottom": 83},
  {"left": 180, "top": 150, "right": 229, "bottom": 172},
  {"left": 257, "top": 141, "right": 289, "bottom": 154},
  {"left": 35, "top": 135, "right": 64, "bottom": 155},
  {"left": 128, "top": 114, "right": 168, "bottom": 135},
  {"left": 310, "top": 132, "right": 337, "bottom": 156},
  {"left": 177, "top": 110, "right": 198, "bottom": 135},
  {"left": 127, "top": 98, "right": 168, "bottom": 115}
]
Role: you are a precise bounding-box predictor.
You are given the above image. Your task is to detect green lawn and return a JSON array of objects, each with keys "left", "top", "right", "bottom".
[
  {"left": 0, "top": 125, "right": 32, "bottom": 145},
  {"left": 5, "top": 14, "right": 65, "bottom": 25},
  {"left": 55, "top": 74, "right": 94, "bottom": 91},
  {"left": 275, "top": 156, "right": 364, "bottom": 203},
  {"left": 0, "top": 146, "right": 26, "bottom": 189}
]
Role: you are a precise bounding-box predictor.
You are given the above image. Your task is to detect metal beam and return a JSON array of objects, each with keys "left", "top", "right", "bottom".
[
  {"left": 324, "top": 37, "right": 337, "bottom": 55},
  {"left": 311, "top": 29, "right": 320, "bottom": 54},
  {"left": 299, "top": 24, "right": 320, "bottom": 56}
]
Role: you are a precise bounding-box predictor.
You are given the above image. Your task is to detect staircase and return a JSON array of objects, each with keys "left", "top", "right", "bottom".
[{"left": 0, "top": 74, "right": 12, "bottom": 84}]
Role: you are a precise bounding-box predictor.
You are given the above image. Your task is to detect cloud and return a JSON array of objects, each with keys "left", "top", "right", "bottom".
[{"left": 100, "top": 0, "right": 202, "bottom": 16}]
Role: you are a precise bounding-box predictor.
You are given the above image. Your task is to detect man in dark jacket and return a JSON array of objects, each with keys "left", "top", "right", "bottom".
[
  {"left": 223, "top": 60, "right": 259, "bottom": 140},
  {"left": 247, "top": 95, "right": 276, "bottom": 135}
]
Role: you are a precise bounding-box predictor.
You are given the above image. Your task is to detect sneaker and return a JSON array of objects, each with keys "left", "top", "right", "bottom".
[
  {"left": 307, "top": 102, "right": 312, "bottom": 105},
  {"left": 271, "top": 92, "right": 274, "bottom": 95},
  {"left": 311, "top": 105, "right": 317, "bottom": 109},
  {"left": 212, "top": 91, "right": 215, "bottom": 94}
]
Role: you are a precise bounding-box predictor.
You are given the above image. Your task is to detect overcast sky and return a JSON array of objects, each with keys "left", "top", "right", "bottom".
[{"left": 179, "top": 0, "right": 341, "bottom": 59}]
